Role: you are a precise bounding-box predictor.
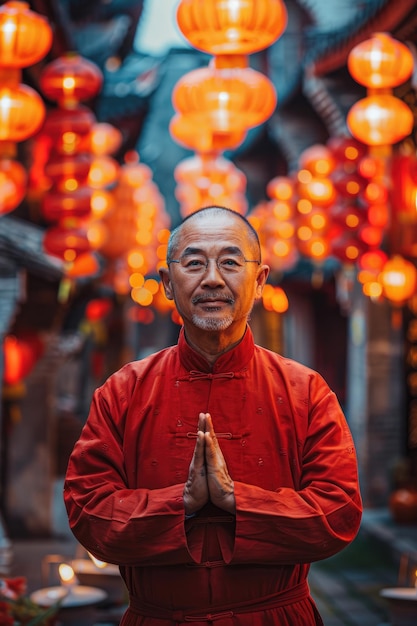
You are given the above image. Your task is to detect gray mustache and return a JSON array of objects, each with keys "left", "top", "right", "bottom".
[{"left": 192, "top": 294, "right": 235, "bottom": 305}]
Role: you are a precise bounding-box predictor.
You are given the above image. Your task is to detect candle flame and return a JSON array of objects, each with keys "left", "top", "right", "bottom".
[
  {"left": 59, "top": 563, "right": 76, "bottom": 585},
  {"left": 88, "top": 552, "right": 108, "bottom": 569}
]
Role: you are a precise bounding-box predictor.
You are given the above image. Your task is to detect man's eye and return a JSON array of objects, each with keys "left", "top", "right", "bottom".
[
  {"left": 219, "top": 257, "right": 241, "bottom": 268},
  {"left": 184, "top": 258, "right": 206, "bottom": 268}
]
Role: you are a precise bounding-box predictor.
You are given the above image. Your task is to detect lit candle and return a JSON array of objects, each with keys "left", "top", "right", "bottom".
[
  {"left": 58, "top": 563, "right": 77, "bottom": 589},
  {"left": 88, "top": 552, "right": 108, "bottom": 569}
]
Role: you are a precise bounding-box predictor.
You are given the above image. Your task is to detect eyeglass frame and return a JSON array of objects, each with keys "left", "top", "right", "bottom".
[{"left": 167, "top": 249, "right": 261, "bottom": 275}]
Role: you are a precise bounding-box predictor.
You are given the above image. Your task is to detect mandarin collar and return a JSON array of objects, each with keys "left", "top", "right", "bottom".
[{"left": 178, "top": 326, "right": 255, "bottom": 374}]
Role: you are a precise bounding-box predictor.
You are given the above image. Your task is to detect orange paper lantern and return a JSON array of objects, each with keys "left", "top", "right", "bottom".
[
  {"left": 299, "top": 144, "right": 336, "bottom": 177},
  {"left": 66, "top": 252, "right": 100, "bottom": 278},
  {"left": 0, "top": 83, "right": 45, "bottom": 141},
  {"left": 297, "top": 177, "right": 336, "bottom": 207},
  {"left": 0, "top": 158, "right": 26, "bottom": 214},
  {"left": 262, "top": 284, "right": 289, "bottom": 313},
  {"left": 87, "top": 123, "right": 123, "bottom": 156},
  {"left": 88, "top": 156, "right": 119, "bottom": 189},
  {"left": 348, "top": 32, "right": 413, "bottom": 89},
  {"left": 170, "top": 114, "right": 246, "bottom": 153},
  {"left": 176, "top": 0, "right": 287, "bottom": 56},
  {"left": 379, "top": 255, "right": 417, "bottom": 304},
  {"left": 0, "top": 1, "right": 52, "bottom": 68},
  {"left": 171, "top": 64, "right": 277, "bottom": 132},
  {"left": 347, "top": 95, "right": 413, "bottom": 146}
]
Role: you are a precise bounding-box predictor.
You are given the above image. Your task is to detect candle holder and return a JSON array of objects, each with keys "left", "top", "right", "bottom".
[{"left": 34, "top": 556, "right": 108, "bottom": 626}]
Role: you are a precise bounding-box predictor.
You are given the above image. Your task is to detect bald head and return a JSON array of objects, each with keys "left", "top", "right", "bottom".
[{"left": 167, "top": 206, "right": 261, "bottom": 262}]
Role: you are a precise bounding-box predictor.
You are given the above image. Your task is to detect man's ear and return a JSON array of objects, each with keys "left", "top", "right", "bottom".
[
  {"left": 255, "top": 264, "right": 270, "bottom": 299},
  {"left": 159, "top": 267, "right": 174, "bottom": 300}
]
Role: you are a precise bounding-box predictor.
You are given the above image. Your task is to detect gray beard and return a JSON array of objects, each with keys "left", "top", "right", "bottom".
[{"left": 191, "top": 314, "right": 234, "bottom": 331}]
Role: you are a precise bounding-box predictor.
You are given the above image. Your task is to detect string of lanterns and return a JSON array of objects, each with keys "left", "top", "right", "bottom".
[
  {"left": 0, "top": 1, "right": 52, "bottom": 216},
  {"left": 252, "top": 31, "right": 417, "bottom": 318},
  {"left": 170, "top": 0, "right": 288, "bottom": 219}
]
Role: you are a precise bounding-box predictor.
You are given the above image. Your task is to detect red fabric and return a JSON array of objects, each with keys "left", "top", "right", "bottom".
[{"left": 64, "top": 326, "right": 362, "bottom": 625}]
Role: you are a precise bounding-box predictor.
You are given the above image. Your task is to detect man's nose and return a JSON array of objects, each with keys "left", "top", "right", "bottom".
[{"left": 201, "top": 259, "right": 225, "bottom": 284}]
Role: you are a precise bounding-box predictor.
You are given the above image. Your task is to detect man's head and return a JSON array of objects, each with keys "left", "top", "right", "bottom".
[
  {"left": 159, "top": 206, "right": 269, "bottom": 342},
  {"left": 167, "top": 206, "right": 262, "bottom": 262}
]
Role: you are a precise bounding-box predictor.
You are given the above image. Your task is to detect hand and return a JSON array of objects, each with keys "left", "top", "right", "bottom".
[
  {"left": 204, "top": 413, "right": 236, "bottom": 514},
  {"left": 183, "top": 413, "right": 236, "bottom": 516},
  {"left": 183, "top": 413, "right": 209, "bottom": 516}
]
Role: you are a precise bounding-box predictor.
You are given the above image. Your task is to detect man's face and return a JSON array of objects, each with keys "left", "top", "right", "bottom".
[{"left": 160, "top": 212, "right": 269, "bottom": 338}]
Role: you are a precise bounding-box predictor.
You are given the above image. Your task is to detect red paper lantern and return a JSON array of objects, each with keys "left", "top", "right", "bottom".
[
  {"left": 327, "top": 136, "right": 367, "bottom": 166},
  {"left": 42, "top": 106, "right": 96, "bottom": 142},
  {"left": 44, "top": 153, "right": 92, "bottom": 187},
  {"left": 367, "top": 203, "right": 389, "bottom": 229},
  {"left": 332, "top": 171, "right": 366, "bottom": 199},
  {"left": 176, "top": 0, "right": 287, "bottom": 56},
  {"left": 41, "top": 187, "right": 93, "bottom": 222},
  {"left": 3, "top": 333, "right": 44, "bottom": 385},
  {"left": 40, "top": 53, "right": 103, "bottom": 107},
  {"left": 390, "top": 154, "right": 417, "bottom": 224},
  {"left": 0, "top": 1, "right": 52, "bottom": 68},
  {"left": 359, "top": 224, "right": 384, "bottom": 247},
  {"left": 331, "top": 235, "right": 367, "bottom": 264},
  {"left": 331, "top": 204, "right": 366, "bottom": 231},
  {"left": 43, "top": 226, "right": 92, "bottom": 261},
  {"left": 85, "top": 298, "right": 113, "bottom": 321},
  {"left": 359, "top": 249, "right": 388, "bottom": 273}
]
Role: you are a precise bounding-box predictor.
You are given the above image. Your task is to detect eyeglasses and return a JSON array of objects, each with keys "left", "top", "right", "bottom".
[{"left": 167, "top": 253, "right": 261, "bottom": 275}]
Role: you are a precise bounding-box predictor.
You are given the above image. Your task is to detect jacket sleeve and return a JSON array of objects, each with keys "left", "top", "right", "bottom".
[
  {"left": 64, "top": 366, "right": 196, "bottom": 567},
  {"left": 230, "top": 374, "right": 362, "bottom": 565}
]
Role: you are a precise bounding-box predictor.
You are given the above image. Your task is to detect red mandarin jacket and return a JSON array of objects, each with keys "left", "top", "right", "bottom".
[{"left": 64, "top": 326, "right": 362, "bottom": 625}]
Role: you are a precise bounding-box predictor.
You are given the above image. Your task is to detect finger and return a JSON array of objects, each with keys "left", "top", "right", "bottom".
[
  {"left": 193, "top": 430, "right": 206, "bottom": 465},
  {"left": 198, "top": 412, "right": 207, "bottom": 433},
  {"left": 204, "top": 414, "right": 220, "bottom": 451},
  {"left": 204, "top": 413, "right": 213, "bottom": 432}
]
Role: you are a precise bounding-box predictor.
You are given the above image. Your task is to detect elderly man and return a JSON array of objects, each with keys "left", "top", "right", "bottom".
[{"left": 64, "top": 205, "right": 362, "bottom": 625}]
